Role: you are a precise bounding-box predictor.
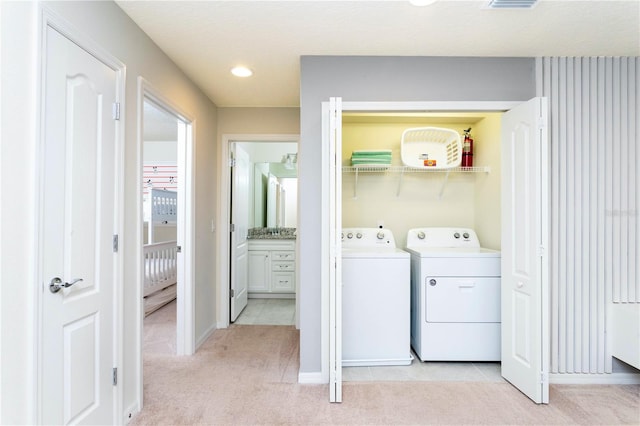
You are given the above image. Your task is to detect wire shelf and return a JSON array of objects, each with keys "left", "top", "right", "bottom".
[
  {"left": 342, "top": 165, "right": 490, "bottom": 199},
  {"left": 342, "top": 165, "right": 490, "bottom": 173}
]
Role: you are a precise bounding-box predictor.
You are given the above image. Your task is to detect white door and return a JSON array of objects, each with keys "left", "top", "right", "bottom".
[
  {"left": 40, "top": 26, "right": 120, "bottom": 424},
  {"left": 327, "top": 97, "right": 343, "bottom": 402},
  {"left": 230, "top": 143, "right": 250, "bottom": 321},
  {"left": 501, "top": 97, "right": 550, "bottom": 404}
]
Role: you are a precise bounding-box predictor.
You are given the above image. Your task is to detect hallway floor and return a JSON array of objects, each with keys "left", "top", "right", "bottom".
[{"left": 134, "top": 322, "right": 640, "bottom": 425}]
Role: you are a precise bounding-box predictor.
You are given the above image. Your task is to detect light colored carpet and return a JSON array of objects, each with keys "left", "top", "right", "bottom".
[
  {"left": 133, "top": 324, "right": 640, "bottom": 425},
  {"left": 144, "top": 299, "right": 176, "bottom": 355}
]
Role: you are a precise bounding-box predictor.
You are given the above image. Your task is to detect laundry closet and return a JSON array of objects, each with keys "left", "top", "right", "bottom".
[{"left": 341, "top": 112, "right": 503, "bottom": 380}]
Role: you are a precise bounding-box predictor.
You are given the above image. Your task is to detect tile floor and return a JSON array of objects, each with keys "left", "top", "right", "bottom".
[
  {"left": 234, "top": 298, "right": 296, "bottom": 326},
  {"left": 343, "top": 355, "right": 504, "bottom": 383}
]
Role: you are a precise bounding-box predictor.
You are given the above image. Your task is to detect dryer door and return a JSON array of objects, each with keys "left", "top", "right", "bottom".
[{"left": 425, "top": 276, "right": 501, "bottom": 323}]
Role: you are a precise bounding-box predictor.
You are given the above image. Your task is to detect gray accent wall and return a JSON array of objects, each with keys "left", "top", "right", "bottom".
[{"left": 298, "top": 56, "right": 536, "bottom": 374}]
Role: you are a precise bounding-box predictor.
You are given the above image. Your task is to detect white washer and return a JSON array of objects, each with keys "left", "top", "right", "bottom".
[
  {"left": 342, "top": 228, "right": 412, "bottom": 366},
  {"left": 405, "top": 227, "right": 501, "bottom": 361}
]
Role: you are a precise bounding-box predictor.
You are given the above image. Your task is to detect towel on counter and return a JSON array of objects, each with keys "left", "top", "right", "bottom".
[{"left": 351, "top": 149, "right": 392, "bottom": 166}]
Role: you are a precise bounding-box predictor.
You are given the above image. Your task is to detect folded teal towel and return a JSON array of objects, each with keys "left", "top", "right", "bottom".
[
  {"left": 352, "top": 154, "right": 391, "bottom": 159},
  {"left": 351, "top": 149, "right": 392, "bottom": 166},
  {"left": 351, "top": 158, "right": 391, "bottom": 164},
  {"left": 352, "top": 149, "right": 391, "bottom": 154},
  {"left": 352, "top": 150, "right": 391, "bottom": 158}
]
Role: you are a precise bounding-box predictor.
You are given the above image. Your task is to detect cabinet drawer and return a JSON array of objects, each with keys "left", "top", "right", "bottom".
[
  {"left": 272, "top": 271, "right": 295, "bottom": 292},
  {"left": 272, "top": 260, "right": 295, "bottom": 272},
  {"left": 272, "top": 251, "right": 295, "bottom": 261}
]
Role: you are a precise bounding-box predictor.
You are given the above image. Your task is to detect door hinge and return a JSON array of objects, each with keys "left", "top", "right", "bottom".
[
  {"left": 230, "top": 289, "right": 235, "bottom": 298},
  {"left": 537, "top": 116, "right": 546, "bottom": 129},
  {"left": 229, "top": 157, "right": 236, "bottom": 167},
  {"left": 230, "top": 223, "right": 235, "bottom": 232},
  {"left": 176, "top": 245, "right": 182, "bottom": 253},
  {"left": 113, "top": 235, "right": 119, "bottom": 252},
  {"left": 540, "top": 371, "right": 547, "bottom": 384},
  {"left": 112, "top": 367, "right": 117, "bottom": 386},
  {"left": 112, "top": 102, "right": 121, "bottom": 121}
]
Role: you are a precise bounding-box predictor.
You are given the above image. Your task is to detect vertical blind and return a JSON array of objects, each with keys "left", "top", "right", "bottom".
[{"left": 538, "top": 57, "right": 638, "bottom": 374}]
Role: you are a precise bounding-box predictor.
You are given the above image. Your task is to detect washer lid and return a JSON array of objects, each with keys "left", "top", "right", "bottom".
[{"left": 404, "top": 247, "right": 500, "bottom": 258}]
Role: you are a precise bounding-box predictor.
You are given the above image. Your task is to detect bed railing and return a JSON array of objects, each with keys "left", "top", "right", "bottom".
[
  {"left": 144, "top": 241, "right": 178, "bottom": 297},
  {"left": 146, "top": 188, "right": 177, "bottom": 244}
]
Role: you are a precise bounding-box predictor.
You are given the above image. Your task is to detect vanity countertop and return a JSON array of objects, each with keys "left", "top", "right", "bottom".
[{"left": 247, "top": 227, "right": 296, "bottom": 240}]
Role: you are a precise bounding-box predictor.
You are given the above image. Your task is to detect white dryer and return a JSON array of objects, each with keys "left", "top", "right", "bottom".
[
  {"left": 405, "top": 227, "right": 501, "bottom": 361},
  {"left": 342, "top": 228, "right": 412, "bottom": 366}
]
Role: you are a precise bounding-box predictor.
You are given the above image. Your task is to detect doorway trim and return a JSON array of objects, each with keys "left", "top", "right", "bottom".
[
  {"left": 320, "top": 100, "right": 523, "bottom": 384},
  {"left": 217, "top": 134, "right": 300, "bottom": 329},
  {"left": 35, "top": 8, "right": 126, "bottom": 423},
  {"left": 135, "top": 77, "right": 196, "bottom": 408}
]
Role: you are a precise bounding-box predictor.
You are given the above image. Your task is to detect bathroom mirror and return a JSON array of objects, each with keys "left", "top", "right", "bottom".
[{"left": 253, "top": 162, "right": 297, "bottom": 228}]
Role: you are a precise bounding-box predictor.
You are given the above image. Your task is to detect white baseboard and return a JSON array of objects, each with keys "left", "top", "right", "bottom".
[
  {"left": 549, "top": 372, "right": 640, "bottom": 385},
  {"left": 195, "top": 323, "right": 216, "bottom": 350},
  {"left": 123, "top": 402, "right": 139, "bottom": 425},
  {"left": 298, "top": 371, "right": 326, "bottom": 384}
]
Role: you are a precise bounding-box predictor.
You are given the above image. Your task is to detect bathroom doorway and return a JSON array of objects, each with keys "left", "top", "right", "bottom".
[{"left": 218, "top": 135, "right": 300, "bottom": 328}]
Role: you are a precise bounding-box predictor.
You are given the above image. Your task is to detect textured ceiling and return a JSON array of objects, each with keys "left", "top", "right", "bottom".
[{"left": 116, "top": 0, "right": 640, "bottom": 107}]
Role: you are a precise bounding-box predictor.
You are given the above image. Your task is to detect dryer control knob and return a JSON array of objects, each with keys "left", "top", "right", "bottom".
[
  {"left": 417, "top": 231, "right": 425, "bottom": 240},
  {"left": 347, "top": 232, "right": 353, "bottom": 239},
  {"left": 429, "top": 279, "right": 437, "bottom": 286},
  {"left": 377, "top": 231, "right": 385, "bottom": 240},
  {"left": 454, "top": 232, "right": 461, "bottom": 239},
  {"left": 463, "top": 232, "right": 470, "bottom": 239},
  {"left": 356, "top": 232, "right": 363, "bottom": 239}
]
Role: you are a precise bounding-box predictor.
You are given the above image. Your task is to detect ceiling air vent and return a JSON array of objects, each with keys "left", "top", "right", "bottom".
[{"left": 486, "top": 0, "right": 538, "bottom": 9}]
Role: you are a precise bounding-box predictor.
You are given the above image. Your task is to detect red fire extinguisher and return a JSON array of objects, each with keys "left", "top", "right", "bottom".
[{"left": 462, "top": 128, "right": 473, "bottom": 168}]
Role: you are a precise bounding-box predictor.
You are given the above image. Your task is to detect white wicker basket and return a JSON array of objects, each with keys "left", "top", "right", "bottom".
[{"left": 400, "top": 127, "right": 462, "bottom": 169}]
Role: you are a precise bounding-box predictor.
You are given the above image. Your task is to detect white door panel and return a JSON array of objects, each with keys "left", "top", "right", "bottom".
[
  {"left": 41, "top": 26, "right": 119, "bottom": 424},
  {"left": 327, "top": 97, "right": 343, "bottom": 402},
  {"left": 501, "top": 97, "right": 550, "bottom": 404},
  {"left": 230, "top": 144, "right": 250, "bottom": 321}
]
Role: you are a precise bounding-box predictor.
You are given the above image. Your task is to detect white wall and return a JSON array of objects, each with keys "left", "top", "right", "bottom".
[
  {"left": 0, "top": 2, "right": 39, "bottom": 422},
  {"left": 144, "top": 141, "right": 178, "bottom": 162},
  {"left": 0, "top": 1, "right": 218, "bottom": 423}
]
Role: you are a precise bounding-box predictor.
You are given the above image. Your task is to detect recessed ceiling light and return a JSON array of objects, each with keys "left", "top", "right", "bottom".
[
  {"left": 409, "top": 0, "right": 437, "bottom": 6},
  {"left": 231, "top": 66, "right": 253, "bottom": 77}
]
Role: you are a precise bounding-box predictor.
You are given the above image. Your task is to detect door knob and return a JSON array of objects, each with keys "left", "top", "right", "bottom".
[{"left": 49, "top": 277, "right": 83, "bottom": 293}]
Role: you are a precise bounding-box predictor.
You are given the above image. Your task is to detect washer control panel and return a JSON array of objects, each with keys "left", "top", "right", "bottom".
[
  {"left": 406, "top": 227, "right": 481, "bottom": 248},
  {"left": 342, "top": 228, "right": 397, "bottom": 248}
]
